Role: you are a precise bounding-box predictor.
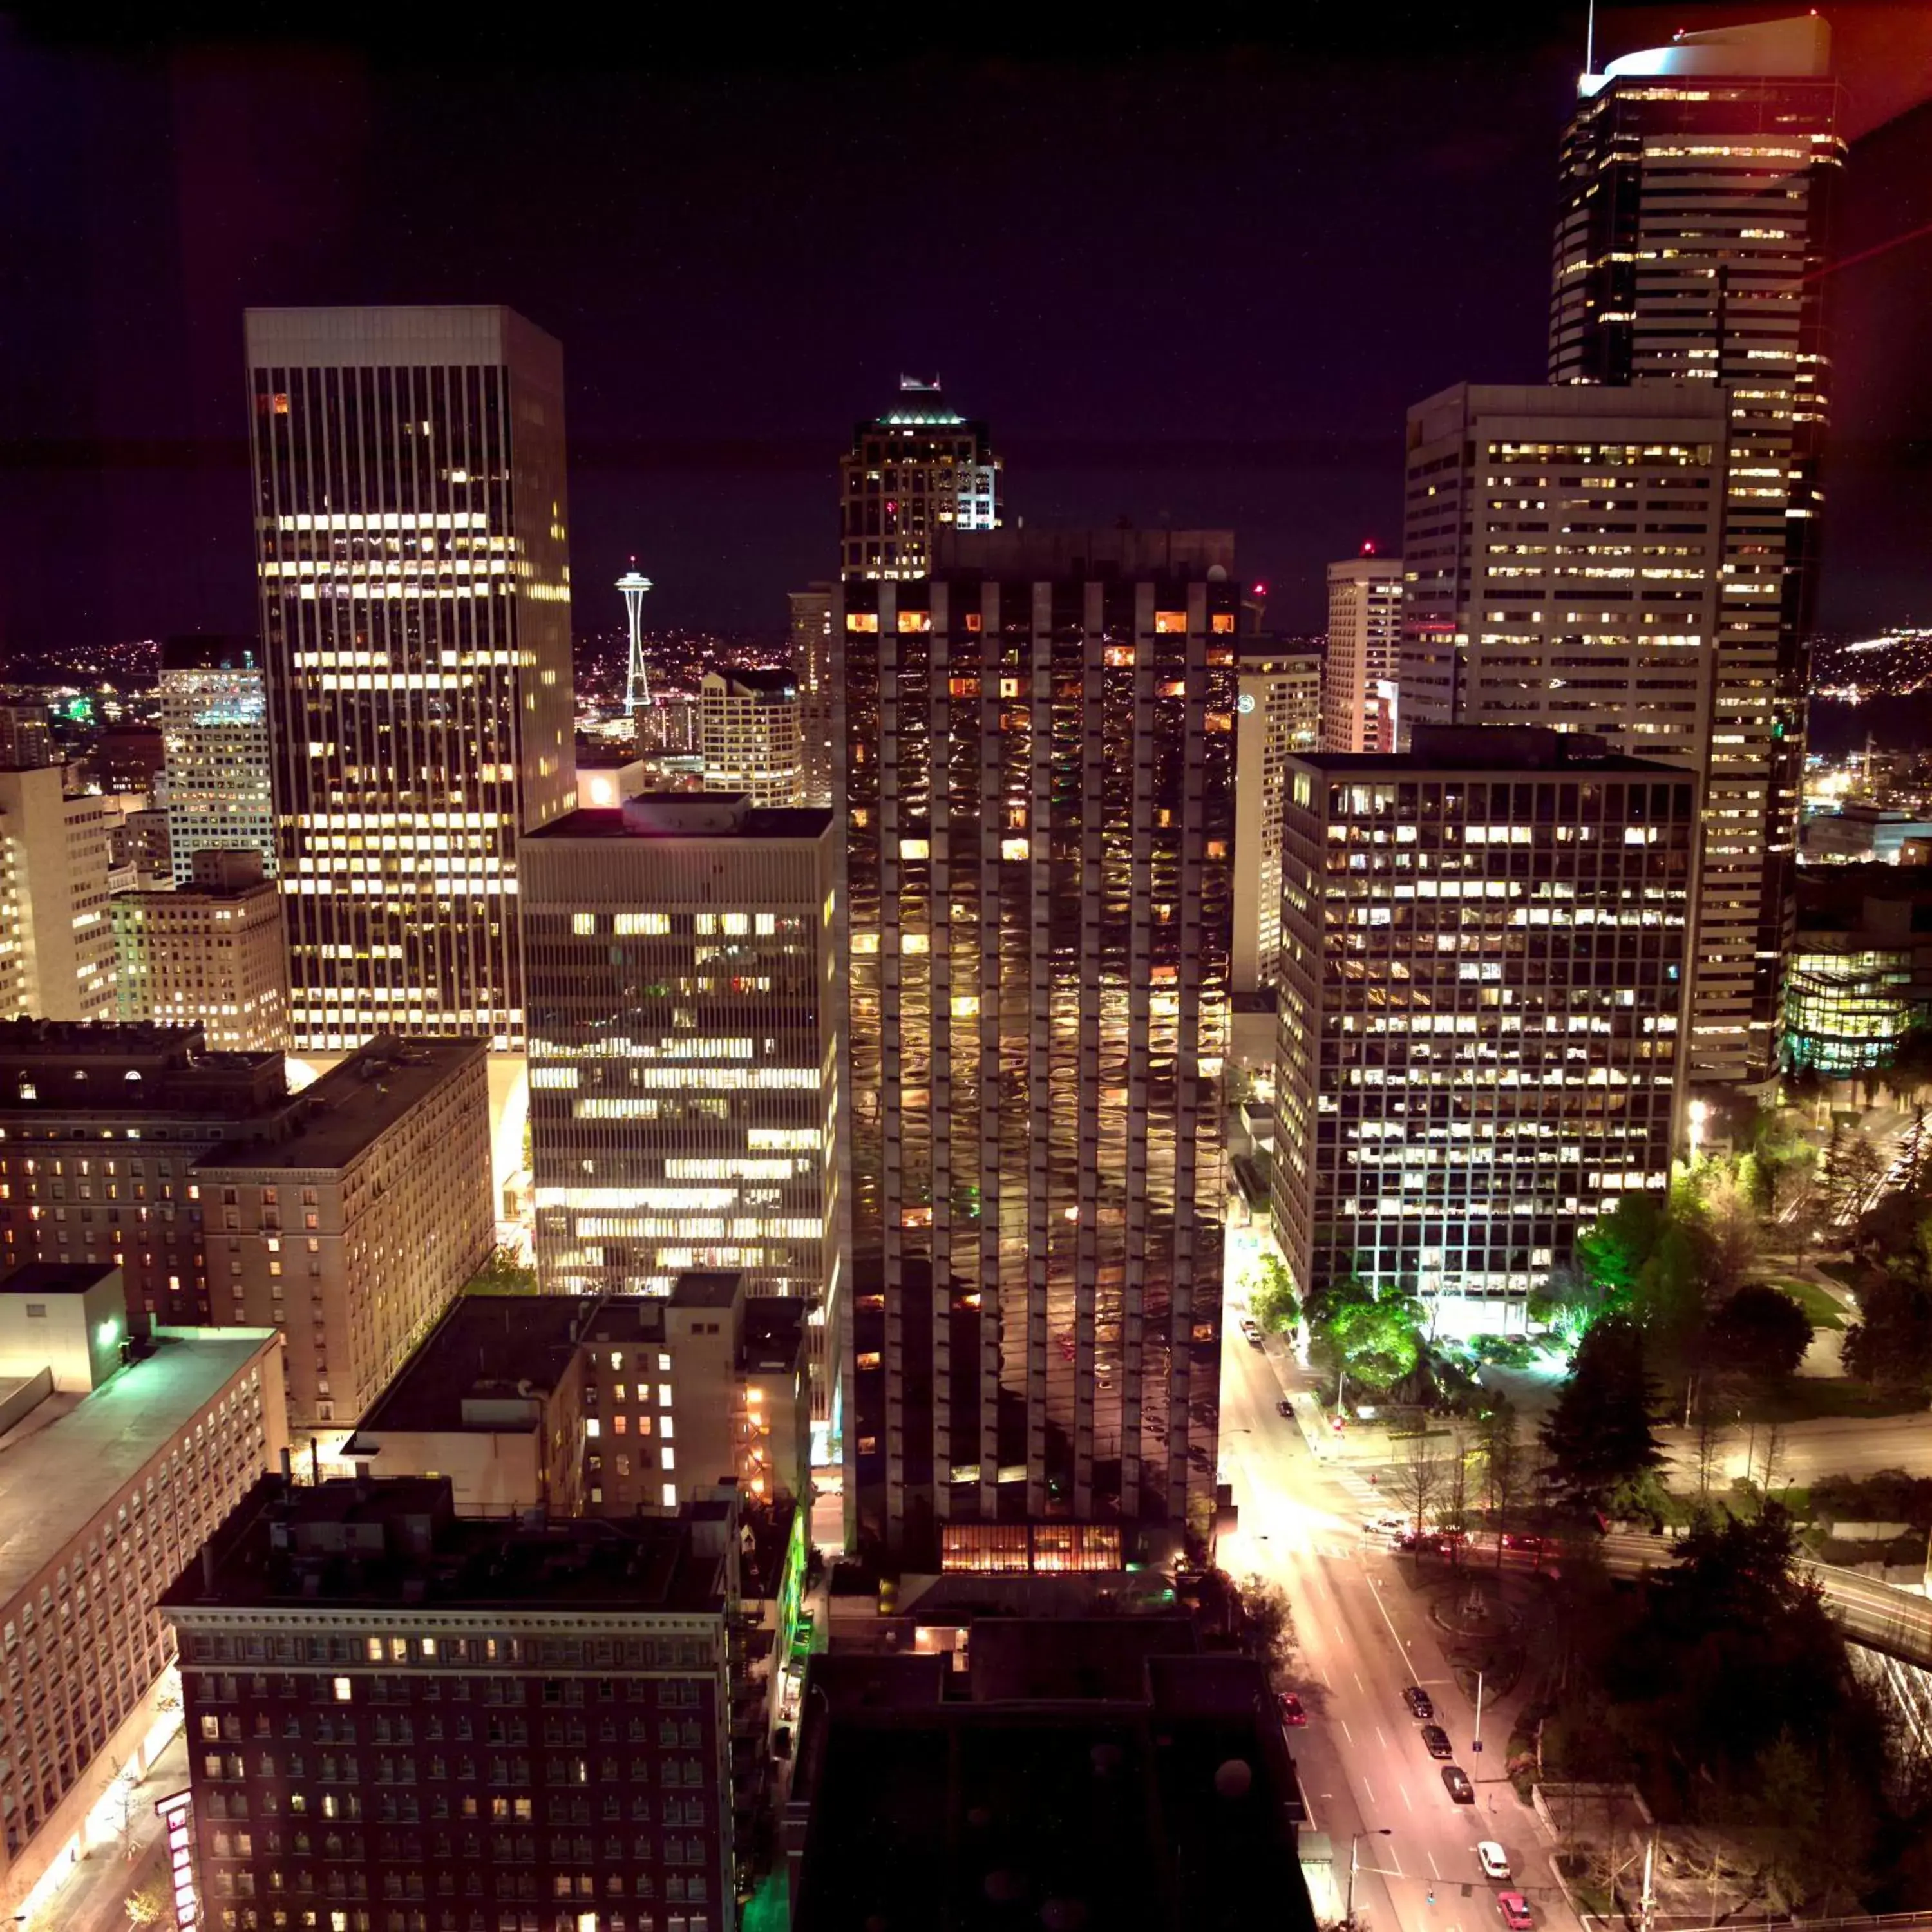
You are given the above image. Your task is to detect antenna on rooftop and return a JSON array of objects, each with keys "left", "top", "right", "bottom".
[{"left": 1585, "top": 0, "right": 1596, "bottom": 73}]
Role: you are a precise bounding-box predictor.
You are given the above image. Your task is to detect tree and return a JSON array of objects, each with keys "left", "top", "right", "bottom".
[
  {"left": 1328, "top": 1294, "right": 1422, "bottom": 1393},
  {"left": 1247, "top": 1255, "right": 1300, "bottom": 1336},
  {"left": 1842, "top": 1264, "right": 1932, "bottom": 1392},
  {"left": 1824, "top": 1124, "right": 1884, "bottom": 1227},
  {"left": 126, "top": 1877, "right": 172, "bottom": 1927},
  {"left": 1687, "top": 1379, "right": 1729, "bottom": 1501},
  {"left": 1397, "top": 1428, "right": 1443, "bottom": 1542},
  {"left": 466, "top": 1245, "right": 538, "bottom": 1295},
  {"left": 1573, "top": 1195, "right": 1662, "bottom": 1307},
  {"left": 1701, "top": 1164, "right": 1763, "bottom": 1301},
  {"left": 1236, "top": 1573, "right": 1296, "bottom": 1685},
  {"left": 1437, "top": 1430, "right": 1473, "bottom": 1565},
  {"left": 1705, "top": 1284, "right": 1812, "bottom": 1384},
  {"left": 1539, "top": 1316, "right": 1665, "bottom": 1510},
  {"left": 1475, "top": 1398, "right": 1531, "bottom": 1566}
]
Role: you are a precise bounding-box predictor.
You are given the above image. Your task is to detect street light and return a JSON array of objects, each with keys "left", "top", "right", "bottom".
[{"left": 1347, "top": 1827, "right": 1392, "bottom": 1929}]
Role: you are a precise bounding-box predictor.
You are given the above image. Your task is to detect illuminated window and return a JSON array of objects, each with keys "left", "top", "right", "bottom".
[
  {"left": 614, "top": 913, "right": 670, "bottom": 935},
  {"left": 572, "top": 913, "right": 596, "bottom": 936},
  {"left": 900, "top": 838, "right": 929, "bottom": 860},
  {"left": 332, "top": 1678, "right": 352, "bottom": 1703},
  {"left": 1211, "top": 613, "right": 1236, "bottom": 634},
  {"left": 896, "top": 611, "right": 931, "bottom": 633},
  {"left": 1001, "top": 838, "right": 1029, "bottom": 862},
  {"left": 1153, "top": 611, "right": 1187, "bottom": 634},
  {"left": 846, "top": 613, "right": 879, "bottom": 633}
]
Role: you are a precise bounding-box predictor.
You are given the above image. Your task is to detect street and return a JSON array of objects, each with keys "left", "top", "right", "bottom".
[{"left": 1217, "top": 1323, "right": 1582, "bottom": 1932}]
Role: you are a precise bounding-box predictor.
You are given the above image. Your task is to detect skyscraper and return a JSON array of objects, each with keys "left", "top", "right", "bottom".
[
  {"left": 700, "top": 668, "right": 805, "bottom": 806},
  {"left": 0, "top": 766, "right": 116, "bottom": 1021},
  {"left": 519, "top": 795, "right": 849, "bottom": 1441},
  {"left": 788, "top": 584, "right": 836, "bottom": 808},
  {"left": 1322, "top": 550, "right": 1403, "bottom": 753},
  {"left": 1270, "top": 727, "right": 1694, "bottom": 1329},
  {"left": 1399, "top": 381, "right": 1728, "bottom": 761},
  {"left": 1549, "top": 13, "right": 1843, "bottom": 1081},
  {"left": 1233, "top": 643, "right": 1321, "bottom": 995},
  {"left": 839, "top": 380, "right": 999, "bottom": 583},
  {"left": 245, "top": 306, "right": 576, "bottom": 1052},
  {"left": 840, "top": 529, "right": 1235, "bottom": 1561},
  {"left": 158, "top": 635, "right": 275, "bottom": 881}
]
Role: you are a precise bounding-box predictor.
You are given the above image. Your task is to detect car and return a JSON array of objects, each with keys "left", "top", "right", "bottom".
[
  {"left": 1441, "top": 1765, "right": 1475, "bottom": 1804},
  {"left": 1398, "top": 1531, "right": 1443, "bottom": 1553},
  {"left": 1365, "top": 1511, "right": 1406, "bottom": 1537},
  {"left": 1421, "top": 1724, "right": 1453, "bottom": 1759},
  {"left": 1497, "top": 1893, "right": 1533, "bottom": 1930},
  {"left": 1477, "top": 1842, "right": 1511, "bottom": 1882},
  {"left": 1403, "top": 1685, "right": 1435, "bottom": 1720},
  {"left": 1276, "top": 1397, "right": 1294, "bottom": 1419},
  {"left": 1240, "top": 1319, "right": 1264, "bottom": 1348},
  {"left": 1276, "top": 1691, "right": 1307, "bottom": 1727}
]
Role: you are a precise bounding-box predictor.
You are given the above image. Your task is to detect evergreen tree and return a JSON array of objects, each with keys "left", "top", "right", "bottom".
[{"left": 1539, "top": 1315, "right": 1664, "bottom": 1510}]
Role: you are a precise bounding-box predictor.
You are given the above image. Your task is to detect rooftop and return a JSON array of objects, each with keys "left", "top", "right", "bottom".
[
  {"left": 1294, "top": 724, "right": 1690, "bottom": 777},
  {"left": 933, "top": 528, "right": 1235, "bottom": 579},
  {"left": 197, "top": 1036, "right": 485, "bottom": 1173},
  {"left": 791, "top": 1631, "right": 1313, "bottom": 1932},
  {"left": 0, "top": 1262, "right": 116, "bottom": 1300},
  {"left": 527, "top": 799, "right": 834, "bottom": 842},
  {"left": 160, "top": 1473, "right": 732, "bottom": 1615},
  {"left": 0, "top": 1023, "right": 289, "bottom": 1120},
  {"left": 0, "top": 1328, "right": 278, "bottom": 1609},
  {"left": 159, "top": 635, "right": 261, "bottom": 675},
  {"left": 702, "top": 667, "right": 798, "bottom": 698},
  {"left": 344, "top": 1296, "right": 596, "bottom": 1441}
]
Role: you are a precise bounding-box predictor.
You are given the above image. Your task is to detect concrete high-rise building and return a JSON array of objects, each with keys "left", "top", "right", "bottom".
[
  {"left": 1233, "top": 643, "right": 1321, "bottom": 995},
  {"left": 1270, "top": 728, "right": 1694, "bottom": 1331},
  {"left": 0, "top": 1268, "right": 283, "bottom": 1926},
  {"left": 520, "top": 795, "right": 849, "bottom": 1435},
  {"left": 0, "top": 710, "right": 52, "bottom": 772},
  {"left": 1398, "top": 383, "right": 1755, "bottom": 1080},
  {"left": 112, "top": 848, "right": 290, "bottom": 1052},
  {"left": 699, "top": 668, "right": 805, "bottom": 807},
  {"left": 245, "top": 306, "right": 576, "bottom": 1051},
  {"left": 840, "top": 530, "right": 1235, "bottom": 1562},
  {"left": 839, "top": 380, "right": 999, "bottom": 583},
  {"left": 1323, "top": 550, "right": 1403, "bottom": 753},
  {"left": 1549, "top": 14, "right": 1843, "bottom": 1081},
  {"left": 156, "top": 636, "right": 275, "bottom": 882},
  {"left": 164, "top": 1475, "right": 745, "bottom": 1932},
  {"left": 0, "top": 766, "right": 116, "bottom": 1021},
  {"left": 788, "top": 584, "right": 835, "bottom": 808}
]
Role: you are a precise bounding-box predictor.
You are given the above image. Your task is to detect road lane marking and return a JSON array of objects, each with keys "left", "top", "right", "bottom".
[
  {"left": 1355, "top": 1672, "right": 1366, "bottom": 1693},
  {"left": 1401, "top": 1781, "right": 1413, "bottom": 1812},
  {"left": 1376, "top": 1725, "right": 1388, "bottom": 1748},
  {"left": 1428, "top": 1853, "right": 1441, "bottom": 1879},
  {"left": 1388, "top": 1844, "right": 1405, "bottom": 1877},
  {"left": 1362, "top": 1778, "right": 1375, "bottom": 1804},
  {"left": 1341, "top": 1722, "right": 1354, "bottom": 1745}
]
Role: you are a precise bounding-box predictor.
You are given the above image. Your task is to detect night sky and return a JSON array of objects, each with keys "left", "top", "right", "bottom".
[{"left": 6, "top": 3, "right": 1931, "bottom": 655}]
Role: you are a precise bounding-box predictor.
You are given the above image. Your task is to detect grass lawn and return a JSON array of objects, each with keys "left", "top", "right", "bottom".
[
  {"left": 1739, "top": 1377, "right": 1925, "bottom": 1424},
  {"left": 1773, "top": 1277, "right": 1848, "bottom": 1331}
]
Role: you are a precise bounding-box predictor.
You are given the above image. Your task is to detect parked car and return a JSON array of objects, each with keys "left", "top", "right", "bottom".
[
  {"left": 1421, "top": 1724, "right": 1453, "bottom": 1760},
  {"left": 1477, "top": 1842, "right": 1511, "bottom": 1881},
  {"left": 1240, "top": 1318, "right": 1264, "bottom": 1347},
  {"left": 1398, "top": 1531, "right": 1443, "bottom": 1553},
  {"left": 1497, "top": 1893, "right": 1534, "bottom": 1930},
  {"left": 1403, "top": 1685, "right": 1435, "bottom": 1720},
  {"left": 1276, "top": 1691, "right": 1307, "bottom": 1727},
  {"left": 1276, "top": 1397, "right": 1294, "bottom": 1418},
  {"left": 1441, "top": 1765, "right": 1475, "bottom": 1804}
]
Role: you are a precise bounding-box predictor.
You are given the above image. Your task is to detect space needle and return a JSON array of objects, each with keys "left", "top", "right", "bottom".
[{"left": 616, "top": 563, "right": 653, "bottom": 719}]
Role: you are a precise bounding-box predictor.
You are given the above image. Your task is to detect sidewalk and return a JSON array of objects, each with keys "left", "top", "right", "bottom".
[{"left": 26, "top": 1728, "right": 186, "bottom": 1932}]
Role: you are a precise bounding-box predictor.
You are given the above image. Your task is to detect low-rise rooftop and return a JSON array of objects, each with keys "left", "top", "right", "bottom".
[
  {"left": 1293, "top": 724, "right": 1689, "bottom": 777},
  {"left": 0, "top": 1327, "right": 278, "bottom": 1609},
  {"left": 527, "top": 799, "right": 833, "bottom": 842},
  {"left": 160, "top": 1474, "right": 732, "bottom": 1615},
  {"left": 198, "top": 1036, "right": 484, "bottom": 1173}
]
